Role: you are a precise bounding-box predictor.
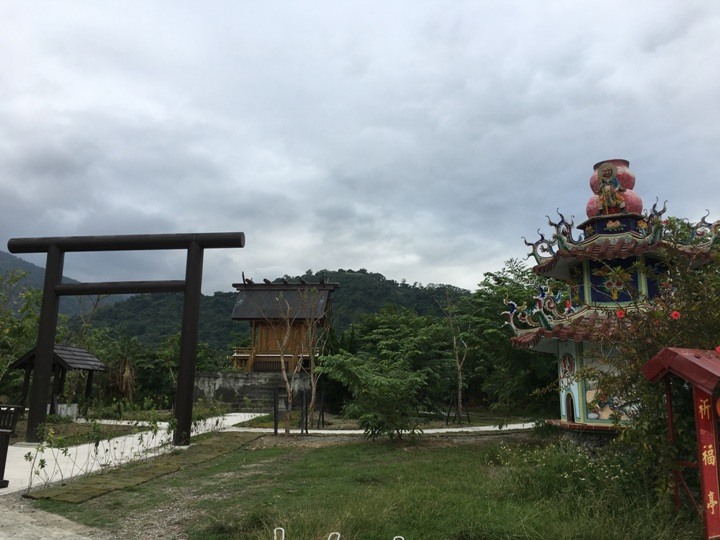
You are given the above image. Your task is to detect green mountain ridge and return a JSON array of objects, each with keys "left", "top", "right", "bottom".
[
  {"left": 1, "top": 251, "right": 472, "bottom": 352},
  {"left": 86, "top": 269, "right": 471, "bottom": 351},
  {"left": 0, "top": 250, "right": 126, "bottom": 316},
  {"left": 0, "top": 250, "right": 67, "bottom": 288}
]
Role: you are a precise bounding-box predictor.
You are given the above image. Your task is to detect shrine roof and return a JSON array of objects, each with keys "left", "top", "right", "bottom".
[
  {"left": 231, "top": 280, "right": 339, "bottom": 321},
  {"left": 642, "top": 347, "right": 720, "bottom": 394},
  {"left": 11, "top": 344, "right": 106, "bottom": 372}
]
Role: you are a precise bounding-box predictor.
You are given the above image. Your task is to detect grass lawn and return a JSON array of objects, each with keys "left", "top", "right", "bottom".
[{"left": 29, "top": 430, "right": 701, "bottom": 540}]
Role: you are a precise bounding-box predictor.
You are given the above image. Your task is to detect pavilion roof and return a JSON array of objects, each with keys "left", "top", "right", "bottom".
[
  {"left": 642, "top": 347, "right": 720, "bottom": 394},
  {"left": 11, "top": 344, "right": 106, "bottom": 372}
]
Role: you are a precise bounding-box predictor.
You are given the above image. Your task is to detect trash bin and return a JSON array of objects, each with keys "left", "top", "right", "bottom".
[{"left": 0, "top": 405, "right": 23, "bottom": 488}]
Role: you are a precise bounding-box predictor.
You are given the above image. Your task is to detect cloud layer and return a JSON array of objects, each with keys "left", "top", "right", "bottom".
[{"left": 2, "top": 1, "right": 719, "bottom": 292}]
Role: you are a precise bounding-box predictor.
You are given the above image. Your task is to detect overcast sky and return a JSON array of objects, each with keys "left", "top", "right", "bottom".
[{"left": 2, "top": 1, "right": 719, "bottom": 293}]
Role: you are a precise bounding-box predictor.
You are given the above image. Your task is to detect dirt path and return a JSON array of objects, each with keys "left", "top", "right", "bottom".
[{"left": 0, "top": 492, "right": 110, "bottom": 540}]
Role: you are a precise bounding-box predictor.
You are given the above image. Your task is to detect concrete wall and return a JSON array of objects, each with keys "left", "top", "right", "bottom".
[{"left": 194, "top": 371, "right": 310, "bottom": 408}]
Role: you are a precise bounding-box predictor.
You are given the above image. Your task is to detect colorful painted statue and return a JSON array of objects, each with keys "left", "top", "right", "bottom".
[{"left": 596, "top": 162, "right": 626, "bottom": 214}]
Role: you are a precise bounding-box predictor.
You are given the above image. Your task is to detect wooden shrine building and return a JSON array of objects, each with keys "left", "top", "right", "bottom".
[{"left": 230, "top": 279, "right": 339, "bottom": 373}]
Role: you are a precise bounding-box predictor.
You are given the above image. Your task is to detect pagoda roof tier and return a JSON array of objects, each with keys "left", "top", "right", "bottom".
[
  {"left": 502, "top": 282, "right": 625, "bottom": 352},
  {"left": 510, "top": 308, "right": 619, "bottom": 353},
  {"left": 525, "top": 206, "right": 719, "bottom": 280}
]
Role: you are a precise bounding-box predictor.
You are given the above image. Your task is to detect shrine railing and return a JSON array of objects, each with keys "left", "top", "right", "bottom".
[{"left": 230, "top": 349, "right": 310, "bottom": 373}]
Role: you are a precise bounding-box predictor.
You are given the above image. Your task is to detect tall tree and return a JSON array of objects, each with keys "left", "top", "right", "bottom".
[
  {"left": 323, "top": 305, "right": 454, "bottom": 439},
  {"left": 0, "top": 271, "right": 41, "bottom": 398},
  {"left": 321, "top": 350, "right": 427, "bottom": 440},
  {"left": 467, "top": 259, "right": 558, "bottom": 414},
  {"left": 348, "top": 306, "right": 453, "bottom": 407},
  {"left": 438, "top": 292, "right": 478, "bottom": 423}
]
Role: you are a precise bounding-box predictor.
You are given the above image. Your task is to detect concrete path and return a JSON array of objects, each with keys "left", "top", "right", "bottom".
[
  {"left": 225, "top": 421, "right": 535, "bottom": 436},
  {"left": 1, "top": 412, "right": 262, "bottom": 495}
]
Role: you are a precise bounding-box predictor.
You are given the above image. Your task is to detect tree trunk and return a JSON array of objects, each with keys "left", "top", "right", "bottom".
[{"left": 456, "top": 365, "right": 463, "bottom": 422}]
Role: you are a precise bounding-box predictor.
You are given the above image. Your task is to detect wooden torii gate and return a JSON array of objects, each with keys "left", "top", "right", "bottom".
[{"left": 7, "top": 232, "right": 245, "bottom": 445}]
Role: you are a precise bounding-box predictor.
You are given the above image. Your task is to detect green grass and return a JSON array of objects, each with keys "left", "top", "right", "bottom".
[{"left": 31, "top": 432, "right": 701, "bottom": 539}]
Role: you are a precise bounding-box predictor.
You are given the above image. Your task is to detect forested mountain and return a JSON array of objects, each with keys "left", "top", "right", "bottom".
[
  {"left": 0, "top": 251, "right": 48, "bottom": 288},
  {"left": 2, "top": 250, "right": 472, "bottom": 352},
  {"left": 1, "top": 250, "right": 125, "bottom": 316},
  {"left": 82, "top": 268, "right": 471, "bottom": 352},
  {"left": 83, "top": 291, "right": 245, "bottom": 352},
  {"left": 290, "top": 268, "right": 470, "bottom": 330},
  {"left": 0, "top": 250, "right": 84, "bottom": 316}
]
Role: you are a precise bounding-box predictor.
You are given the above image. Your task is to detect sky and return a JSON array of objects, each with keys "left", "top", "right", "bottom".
[{"left": 1, "top": 1, "right": 719, "bottom": 294}]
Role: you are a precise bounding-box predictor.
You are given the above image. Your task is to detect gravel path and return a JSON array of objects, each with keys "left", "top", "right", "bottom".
[{"left": 0, "top": 492, "right": 109, "bottom": 539}]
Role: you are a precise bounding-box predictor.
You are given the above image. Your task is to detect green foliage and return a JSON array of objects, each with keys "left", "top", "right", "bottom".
[
  {"left": 321, "top": 351, "right": 427, "bottom": 439},
  {"left": 2, "top": 252, "right": 556, "bottom": 417},
  {"left": 499, "top": 436, "right": 659, "bottom": 500},
  {"left": 589, "top": 218, "right": 720, "bottom": 495},
  {"left": 75, "top": 292, "right": 246, "bottom": 353},
  {"left": 326, "top": 263, "right": 559, "bottom": 425},
  {"left": 0, "top": 270, "right": 41, "bottom": 398},
  {"left": 286, "top": 268, "right": 471, "bottom": 331},
  {"left": 66, "top": 269, "right": 470, "bottom": 354},
  {"left": 350, "top": 306, "right": 454, "bottom": 404},
  {"left": 465, "top": 259, "right": 558, "bottom": 414}
]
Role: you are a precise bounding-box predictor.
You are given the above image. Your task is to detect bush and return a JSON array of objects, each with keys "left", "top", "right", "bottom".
[{"left": 321, "top": 352, "right": 427, "bottom": 440}]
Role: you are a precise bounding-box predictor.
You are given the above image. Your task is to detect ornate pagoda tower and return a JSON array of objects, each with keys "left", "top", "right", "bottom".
[{"left": 504, "top": 159, "right": 719, "bottom": 429}]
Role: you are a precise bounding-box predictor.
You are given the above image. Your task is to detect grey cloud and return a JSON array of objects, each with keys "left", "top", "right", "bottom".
[{"left": 2, "top": 1, "right": 720, "bottom": 293}]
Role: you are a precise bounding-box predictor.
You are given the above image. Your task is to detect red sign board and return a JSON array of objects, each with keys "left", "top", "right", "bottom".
[{"left": 694, "top": 387, "right": 720, "bottom": 538}]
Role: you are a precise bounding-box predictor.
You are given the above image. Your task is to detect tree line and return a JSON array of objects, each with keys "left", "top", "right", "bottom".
[{"left": 0, "top": 260, "right": 555, "bottom": 421}]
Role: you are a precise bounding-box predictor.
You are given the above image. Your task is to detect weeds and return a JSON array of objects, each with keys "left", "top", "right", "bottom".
[
  {"left": 32, "top": 432, "right": 702, "bottom": 539},
  {"left": 22, "top": 403, "right": 232, "bottom": 491}
]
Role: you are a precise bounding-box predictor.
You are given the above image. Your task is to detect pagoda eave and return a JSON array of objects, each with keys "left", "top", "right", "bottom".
[{"left": 510, "top": 309, "right": 622, "bottom": 352}]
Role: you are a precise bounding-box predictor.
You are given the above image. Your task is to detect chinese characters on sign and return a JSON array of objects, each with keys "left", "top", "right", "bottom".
[{"left": 694, "top": 389, "right": 720, "bottom": 537}]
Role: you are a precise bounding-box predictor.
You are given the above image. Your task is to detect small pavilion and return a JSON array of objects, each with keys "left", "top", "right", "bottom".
[
  {"left": 504, "top": 159, "right": 719, "bottom": 429},
  {"left": 12, "top": 344, "right": 105, "bottom": 414}
]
